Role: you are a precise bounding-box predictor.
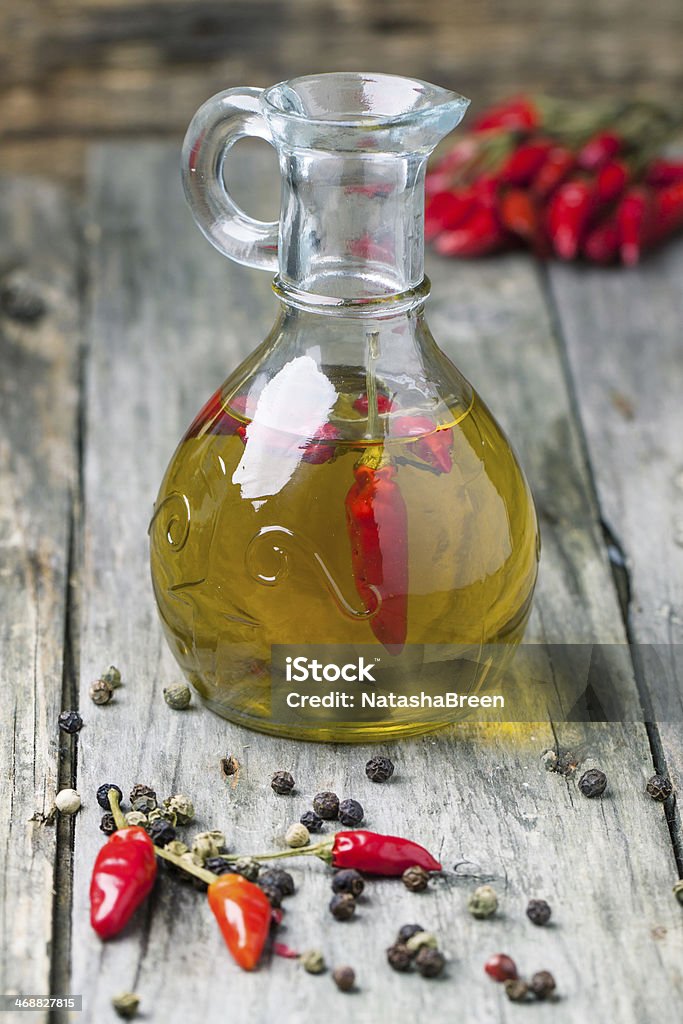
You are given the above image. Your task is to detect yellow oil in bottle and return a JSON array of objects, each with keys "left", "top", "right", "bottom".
[{"left": 150, "top": 374, "right": 538, "bottom": 742}]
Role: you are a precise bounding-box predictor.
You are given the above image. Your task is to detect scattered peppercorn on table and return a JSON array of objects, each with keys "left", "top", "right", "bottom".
[{"left": 2, "top": 144, "right": 683, "bottom": 1024}]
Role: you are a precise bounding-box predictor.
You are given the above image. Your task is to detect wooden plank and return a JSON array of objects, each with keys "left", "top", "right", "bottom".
[
  {"left": 0, "top": 181, "right": 80, "bottom": 1010},
  {"left": 72, "top": 141, "right": 683, "bottom": 1022},
  {"left": 547, "top": 244, "right": 683, "bottom": 837}
]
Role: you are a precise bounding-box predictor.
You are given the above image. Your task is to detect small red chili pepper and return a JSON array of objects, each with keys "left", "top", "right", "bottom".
[
  {"left": 425, "top": 138, "right": 481, "bottom": 196},
  {"left": 485, "top": 954, "right": 519, "bottom": 982},
  {"left": 577, "top": 131, "right": 622, "bottom": 171},
  {"left": 392, "top": 415, "right": 453, "bottom": 474},
  {"left": 617, "top": 187, "right": 654, "bottom": 266},
  {"left": 473, "top": 95, "right": 539, "bottom": 133},
  {"left": 498, "top": 140, "right": 553, "bottom": 187},
  {"left": 531, "top": 146, "right": 575, "bottom": 199},
  {"left": 546, "top": 180, "right": 595, "bottom": 260},
  {"left": 90, "top": 827, "right": 157, "bottom": 939},
  {"left": 207, "top": 874, "right": 272, "bottom": 971},
  {"left": 425, "top": 189, "right": 477, "bottom": 241},
  {"left": 651, "top": 180, "right": 683, "bottom": 239},
  {"left": 184, "top": 391, "right": 248, "bottom": 441},
  {"left": 497, "top": 188, "right": 543, "bottom": 250},
  {"left": 583, "top": 216, "right": 620, "bottom": 264},
  {"left": 345, "top": 455, "right": 408, "bottom": 652},
  {"left": 330, "top": 830, "right": 441, "bottom": 875},
  {"left": 353, "top": 393, "right": 393, "bottom": 415},
  {"left": 433, "top": 203, "right": 507, "bottom": 257},
  {"left": 645, "top": 159, "right": 683, "bottom": 187},
  {"left": 595, "top": 160, "right": 630, "bottom": 204},
  {"left": 300, "top": 423, "right": 340, "bottom": 464},
  {"left": 348, "top": 233, "right": 395, "bottom": 262}
]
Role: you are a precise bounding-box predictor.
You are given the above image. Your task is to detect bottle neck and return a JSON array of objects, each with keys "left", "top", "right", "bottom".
[{"left": 277, "top": 148, "right": 428, "bottom": 300}]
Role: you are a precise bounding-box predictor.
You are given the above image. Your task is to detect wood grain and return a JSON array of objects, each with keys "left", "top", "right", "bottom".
[
  {"left": 68, "top": 141, "right": 683, "bottom": 1021},
  {"left": 0, "top": 181, "right": 80, "bottom": 1012}
]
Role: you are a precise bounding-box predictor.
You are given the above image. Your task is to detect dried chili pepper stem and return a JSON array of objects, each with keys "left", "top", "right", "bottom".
[
  {"left": 108, "top": 788, "right": 128, "bottom": 830},
  {"left": 154, "top": 844, "right": 218, "bottom": 885}
]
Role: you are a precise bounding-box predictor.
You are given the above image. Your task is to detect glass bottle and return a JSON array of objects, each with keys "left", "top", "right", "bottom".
[{"left": 149, "top": 73, "right": 539, "bottom": 741}]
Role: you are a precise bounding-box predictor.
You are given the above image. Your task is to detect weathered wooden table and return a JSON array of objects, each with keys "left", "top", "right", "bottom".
[{"left": 2, "top": 143, "right": 683, "bottom": 1023}]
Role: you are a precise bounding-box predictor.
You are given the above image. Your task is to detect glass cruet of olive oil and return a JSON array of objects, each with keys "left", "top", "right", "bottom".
[{"left": 149, "top": 72, "right": 539, "bottom": 741}]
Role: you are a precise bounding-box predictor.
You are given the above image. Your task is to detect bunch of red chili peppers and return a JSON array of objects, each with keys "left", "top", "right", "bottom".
[{"left": 426, "top": 94, "right": 683, "bottom": 265}]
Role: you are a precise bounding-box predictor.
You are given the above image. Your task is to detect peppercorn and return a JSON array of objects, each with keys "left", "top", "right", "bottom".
[
  {"left": 405, "top": 931, "right": 438, "bottom": 955},
  {"left": 484, "top": 954, "right": 518, "bottom": 982},
  {"left": 365, "top": 755, "right": 395, "bottom": 783},
  {"left": 165, "top": 840, "right": 189, "bottom": 857},
  {"left": 192, "top": 831, "right": 225, "bottom": 860},
  {"left": 111, "top": 991, "right": 139, "bottom": 1019},
  {"left": 96, "top": 783, "right": 122, "bottom": 810},
  {"left": 338, "top": 798, "right": 364, "bottom": 827},
  {"left": 397, "top": 923, "right": 424, "bottom": 944},
  {"left": 402, "top": 865, "right": 430, "bottom": 893},
  {"left": 332, "top": 868, "right": 365, "bottom": 897},
  {"left": 163, "top": 794, "right": 194, "bottom": 825},
  {"left": 148, "top": 818, "right": 176, "bottom": 847},
  {"left": 313, "top": 791, "right": 339, "bottom": 819},
  {"left": 147, "top": 807, "right": 176, "bottom": 827},
  {"left": 468, "top": 884, "right": 498, "bottom": 919},
  {"left": 300, "top": 810, "right": 324, "bottom": 833},
  {"left": 259, "top": 883, "right": 283, "bottom": 908},
  {"left": 233, "top": 856, "right": 261, "bottom": 882},
  {"left": 55, "top": 788, "right": 81, "bottom": 815},
  {"left": 332, "top": 965, "right": 355, "bottom": 992},
  {"left": 129, "top": 784, "right": 157, "bottom": 806},
  {"left": 125, "top": 811, "right": 148, "bottom": 829},
  {"left": 530, "top": 970, "right": 556, "bottom": 1000},
  {"left": 205, "top": 856, "right": 234, "bottom": 875},
  {"left": 285, "top": 822, "right": 310, "bottom": 848},
  {"left": 415, "top": 947, "right": 445, "bottom": 979},
  {"left": 300, "top": 949, "right": 326, "bottom": 974},
  {"left": 386, "top": 943, "right": 412, "bottom": 972},
  {"left": 271, "top": 770, "right": 295, "bottom": 795},
  {"left": 102, "top": 665, "right": 122, "bottom": 689},
  {"left": 131, "top": 794, "right": 157, "bottom": 814},
  {"left": 330, "top": 892, "right": 356, "bottom": 921},
  {"left": 505, "top": 979, "right": 530, "bottom": 1002},
  {"left": 578, "top": 768, "right": 607, "bottom": 798},
  {"left": 100, "top": 812, "right": 117, "bottom": 835},
  {"left": 526, "top": 898, "right": 552, "bottom": 926},
  {"left": 163, "top": 683, "right": 192, "bottom": 710},
  {"left": 646, "top": 774, "right": 673, "bottom": 802},
  {"left": 259, "top": 867, "right": 295, "bottom": 897},
  {"left": 58, "top": 710, "right": 83, "bottom": 734},
  {"left": 673, "top": 880, "right": 683, "bottom": 905},
  {"left": 90, "top": 678, "right": 113, "bottom": 705}
]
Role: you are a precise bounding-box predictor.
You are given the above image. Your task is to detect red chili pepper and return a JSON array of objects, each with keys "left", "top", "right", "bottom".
[
  {"left": 651, "top": 180, "right": 683, "bottom": 239},
  {"left": 425, "top": 138, "right": 481, "bottom": 196},
  {"left": 473, "top": 95, "right": 539, "bottom": 133},
  {"left": 595, "top": 160, "right": 630, "bottom": 204},
  {"left": 497, "top": 188, "right": 543, "bottom": 251},
  {"left": 531, "top": 146, "right": 575, "bottom": 200},
  {"left": 583, "top": 216, "right": 620, "bottom": 264},
  {"left": 498, "top": 140, "right": 553, "bottom": 187},
  {"left": 645, "top": 159, "right": 683, "bottom": 187},
  {"left": 546, "top": 180, "right": 596, "bottom": 260},
  {"left": 425, "top": 189, "right": 477, "bottom": 241},
  {"left": 330, "top": 830, "right": 441, "bottom": 875},
  {"left": 392, "top": 415, "right": 453, "bottom": 474},
  {"left": 433, "top": 203, "right": 507, "bottom": 257},
  {"left": 184, "top": 391, "right": 248, "bottom": 441},
  {"left": 577, "top": 131, "right": 622, "bottom": 171},
  {"left": 345, "top": 457, "right": 408, "bottom": 652},
  {"left": 90, "top": 827, "right": 157, "bottom": 939},
  {"left": 207, "top": 874, "right": 272, "bottom": 971},
  {"left": 300, "top": 423, "right": 340, "bottom": 464},
  {"left": 616, "top": 187, "right": 654, "bottom": 266},
  {"left": 353, "top": 393, "right": 393, "bottom": 415}
]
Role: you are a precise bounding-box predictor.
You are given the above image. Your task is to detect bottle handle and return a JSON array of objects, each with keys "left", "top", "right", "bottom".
[{"left": 181, "top": 88, "right": 279, "bottom": 272}]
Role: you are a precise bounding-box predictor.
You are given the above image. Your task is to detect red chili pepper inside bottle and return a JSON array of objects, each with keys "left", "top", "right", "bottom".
[
  {"left": 208, "top": 874, "right": 272, "bottom": 971},
  {"left": 90, "top": 827, "right": 157, "bottom": 939}
]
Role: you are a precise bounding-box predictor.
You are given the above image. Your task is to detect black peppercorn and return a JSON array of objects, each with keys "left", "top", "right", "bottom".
[
  {"left": 99, "top": 812, "right": 117, "bottom": 835},
  {"left": 313, "top": 791, "right": 340, "bottom": 819},
  {"left": 129, "top": 784, "right": 157, "bottom": 806},
  {"left": 329, "top": 892, "right": 356, "bottom": 921},
  {"left": 300, "top": 810, "right": 324, "bottom": 833},
  {"left": 530, "top": 970, "right": 556, "bottom": 1000},
  {"left": 58, "top": 710, "right": 83, "bottom": 734},
  {"left": 365, "top": 756, "right": 395, "bottom": 783},
  {"left": 646, "top": 774, "right": 673, "bottom": 802},
  {"left": 402, "top": 865, "right": 429, "bottom": 893},
  {"left": 415, "top": 947, "right": 445, "bottom": 978},
  {"left": 505, "top": 979, "right": 530, "bottom": 1002},
  {"left": 338, "top": 798, "right": 364, "bottom": 827},
  {"left": 578, "top": 768, "right": 607, "bottom": 798},
  {"left": 259, "top": 883, "right": 282, "bottom": 908},
  {"left": 148, "top": 819, "right": 176, "bottom": 847},
  {"left": 332, "top": 869, "right": 365, "bottom": 897},
  {"left": 259, "top": 867, "right": 295, "bottom": 898},
  {"left": 397, "top": 923, "right": 424, "bottom": 944},
  {"left": 332, "top": 965, "right": 356, "bottom": 992},
  {"left": 386, "top": 943, "right": 412, "bottom": 972},
  {"left": 96, "top": 783, "right": 123, "bottom": 810},
  {"left": 271, "top": 770, "right": 295, "bottom": 795},
  {"left": 526, "top": 898, "right": 552, "bottom": 926},
  {"left": 205, "top": 857, "right": 234, "bottom": 876}
]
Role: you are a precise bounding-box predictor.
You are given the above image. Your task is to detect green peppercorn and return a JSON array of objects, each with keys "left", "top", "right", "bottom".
[
  {"left": 192, "top": 831, "right": 225, "bottom": 861},
  {"left": 402, "top": 865, "right": 429, "bottom": 893},
  {"left": 147, "top": 807, "right": 176, "bottom": 827},
  {"left": 163, "top": 794, "right": 194, "bottom": 825},
  {"left": 165, "top": 840, "right": 189, "bottom": 857},
  {"left": 673, "top": 880, "right": 683, "bottom": 905},
  {"left": 233, "top": 856, "right": 261, "bottom": 882},
  {"left": 646, "top": 774, "right": 673, "bottom": 802},
  {"left": 97, "top": 783, "right": 122, "bottom": 810},
  {"left": 365, "top": 756, "right": 395, "bottom": 783},
  {"left": 578, "top": 768, "right": 607, "bottom": 798},
  {"left": 125, "top": 811, "right": 148, "bottom": 829},
  {"left": 526, "top": 898, "right": 552, "bottom": 926},
  {"left": 338, "top": 798, "right": 364, "bottom": 827},
  {"left": 468, "top": 884, "right": 498, "bottom": 919},
  {"left": 148, "top": 819, "right": 176, "bottom": 847},
  {"left": 415, "top": 947, "right": 445, "bottom": 978},
  {"left": 100, "top": 812, "right": 116, "bottom": 835},
  {"left": 313, "top": 791, "right": 339, "bottom": 819},
  {"left": 102, "top": 666, "right": 122, "bottom": 689},
  {"left": 111, "top": 991, "right": 139, "bottom": 1019},
  {"left": 330, "top": 893, "right": 356, "bottom": 921},
  {"left": 332, "top": 965, "right": 355, "bottom": 992},
  {"left": 300, "top": 949, "right": 326, "bottom": 974},
  {"left": 131, "top": 794, "right": 156, "bottom": 814},
  {"left": 505, "top": 979, "right": 530, "bottom": 1002},
  {"left": 58, "top": 710, "right": 83, "bottom": 734},
  {"left": 89, "top": 678, "right": 113, "bottom": 705},
  {"left": 386, "top": 943, "right": 412, "bottom": 972},
  {"left": 405, "top": 931, "right": 437, "bottom": 954},
  {"left": 271, "top": 770, "right": 295, "bottom": 795},
  {"left": 530, "top": 970, "right": 556, "bottom": 1000},
  {"left": 285, "top": 822, "right": 310, "bottom": 848},
  {"left": 300, "top": 810, "right": 324, "bottom": 833},
  {"left": 163, "top": 683, "right": 192, "bottom": 710},
  {"left": 259, "top": 868, "right": 295, "bottom": 897},
  {"left": 332, "top": 869, "right": 365, "bottom": 897},
  {"left": 397, "top": 923, "right": 424, "bottom": 944},
  {"left": 129, "top": 784, "right": 157, "bottom": 806}
]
